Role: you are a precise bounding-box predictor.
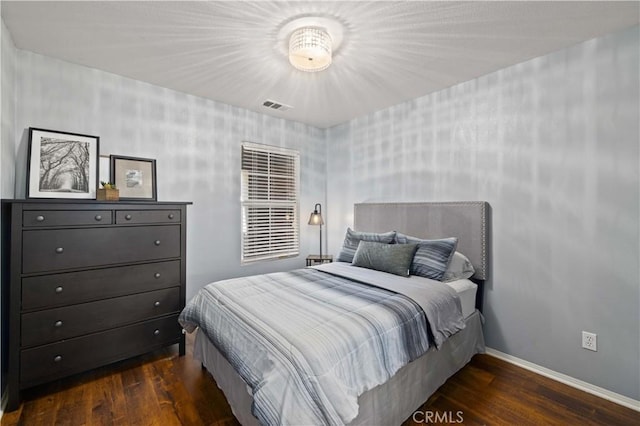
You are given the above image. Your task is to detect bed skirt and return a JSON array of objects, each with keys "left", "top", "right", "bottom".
[{"left": 194, "top": 310, "right": 485, "bottom": 425}]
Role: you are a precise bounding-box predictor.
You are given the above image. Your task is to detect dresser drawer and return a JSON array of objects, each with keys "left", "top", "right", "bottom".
[
  {"left": 23, "top": 210, "right": 112, "bottom": 227},
  {"left": 116, "top": 210, "right": 181, "bottom": 224},
  {"left": 22, "top": 261, "right": 180, "bottom": 310},
  {"left": 20, "top": 315, "right": 181, "bottom": 387},
  {"left": 22, "top": 287, "right": 180, "bottom": 348},
  {"left": 22, "top": 225, "right": 181, "bottom": 273}
]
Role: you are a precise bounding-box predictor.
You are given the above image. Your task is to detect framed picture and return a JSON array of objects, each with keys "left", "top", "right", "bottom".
[
  {"left": 110, "top": 155, "right": 157, "bottom": 201},
  {"left": 27, "top": 128, "right": 100, "bottom": 199}
]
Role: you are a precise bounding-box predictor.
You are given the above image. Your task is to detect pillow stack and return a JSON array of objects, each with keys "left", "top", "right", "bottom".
[{"left": 337, "top": 228, "right": 474, "bottom": 281}]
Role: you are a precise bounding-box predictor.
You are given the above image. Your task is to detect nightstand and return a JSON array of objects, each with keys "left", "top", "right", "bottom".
[{"left": 306, "top": 255, "right": 333, "bottom": 266}]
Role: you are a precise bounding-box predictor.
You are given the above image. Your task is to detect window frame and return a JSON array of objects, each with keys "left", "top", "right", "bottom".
[{"left": 240, "top": 142, "right": 300, "bottom": 264}]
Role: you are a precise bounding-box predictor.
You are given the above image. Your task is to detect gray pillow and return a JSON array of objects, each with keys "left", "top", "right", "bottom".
[
  {"left": 443, "top": 251, "right": 475, "bottom": 282},
  {"left": 336, "top": 228, "right": 396, "bottom": 263},
  {"left": 352, "top": 241, "right": 418, "bottom": 277},
  {"left": 397, "top": 234, "right": 458, "bottom": 281}
]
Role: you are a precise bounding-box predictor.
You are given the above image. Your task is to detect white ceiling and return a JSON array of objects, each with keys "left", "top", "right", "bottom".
[{"left": 2, "top": 1, "right": 639, "bottom": 128}]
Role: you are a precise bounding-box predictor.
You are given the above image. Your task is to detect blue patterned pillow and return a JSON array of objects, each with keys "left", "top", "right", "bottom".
[
  {"left": 336, "top": 228, "right": 396, "bottom": 263},
  {"left": 398, "top": 234, "right": 458, "bottom": 281}
]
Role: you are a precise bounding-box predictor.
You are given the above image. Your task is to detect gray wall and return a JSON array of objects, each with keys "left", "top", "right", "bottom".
[
  {"left": 326, "top": 25, "right": 639, "bottom": 400},
  {"left": 1, "top": 19, "right": 15, "bottom": 197},
  {"left": 1, "top": 18, "right": 17, "bottom": 406},
  {"left": 2, "top": 18, "right": 638, "bottom": 403},
  {"left": 11, "top": 50, "right": 327, "bottom": 303}
]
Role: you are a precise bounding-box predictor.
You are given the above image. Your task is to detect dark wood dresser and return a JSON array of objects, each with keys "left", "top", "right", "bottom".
[{"left": 1, "top": 200, "right": 190, "bottom": 411}]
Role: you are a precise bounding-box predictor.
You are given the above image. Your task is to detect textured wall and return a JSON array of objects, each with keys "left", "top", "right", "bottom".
[
  {"left": 326, "top": 26, "right": 639, "bottom": 400},
  {"left": 4, "top": 18, "right": 639, "bottom": 403},
  {"left": 1, "top": 18, "right": 17, "bottom": 404},
  {"left": 1, "top": 19, "right": 16, "bottom": 198},
  {"left": 14, "top": 51, "right": 327, "bottom": 302}
]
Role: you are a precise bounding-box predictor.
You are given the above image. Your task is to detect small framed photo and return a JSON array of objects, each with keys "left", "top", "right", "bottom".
[
  {"left": 110, "top": 155, "right": 157, "bottom": 201},
  {"left": 27, "top": 128, "right": 100, "bottom": 199}
]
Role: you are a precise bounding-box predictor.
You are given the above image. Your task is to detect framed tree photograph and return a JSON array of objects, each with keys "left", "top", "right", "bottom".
[
  {"left": 27, "top": 128, "right": 100, "bottom": 199},
  {"left": 110, "top": 155, "right": 157, "bottom": 201}
]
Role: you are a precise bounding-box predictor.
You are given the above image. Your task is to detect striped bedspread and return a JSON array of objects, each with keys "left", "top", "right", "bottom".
[{"left": 179, "top": 263, "right": 464, "bottom": 425}]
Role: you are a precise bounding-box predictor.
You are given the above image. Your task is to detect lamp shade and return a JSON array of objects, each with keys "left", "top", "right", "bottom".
[{"left": 308, "top": 211, "right": 324, "bottom": 225}]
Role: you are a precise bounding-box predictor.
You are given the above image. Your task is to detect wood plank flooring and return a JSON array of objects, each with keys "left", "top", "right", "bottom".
[{"left": 2, "top": 334, "right": 637, "bottom": 425}]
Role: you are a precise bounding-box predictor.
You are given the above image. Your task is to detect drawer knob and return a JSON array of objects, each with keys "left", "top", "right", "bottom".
[
  {"left": 55, "top": 247, "right": 64, "bottom": 254},
  {"left": 153, "top": 329, "right": 160, "bottom": 336},
  {"left": 154, "top": 301, "right": 161, "bottom": 307},
  {"left": 154, "top": 273, "right": 161, "bottom": 279},
  {"left": 36, "top": 215, "right": 45, "bottom": 222},
  {"left": 125, "top": 214, "right": 132, "bottom": 220},
  {"left": 95, "top": 215, "right": 102, "bottom": 221},
  {"left": 53, "top": 355, "right": 62, "bottom": 363},
  {"left": 54, "top": 320, "right": 63, "bottom": 328},
  {"left": 154, "top": 240, "right": 161, "bottom": 246},
  {"left": 168, "top": 213, "right": 175, "bottom": 219},
  {"left": 55, "top": 286, "right": 63, "bottom": 294}
]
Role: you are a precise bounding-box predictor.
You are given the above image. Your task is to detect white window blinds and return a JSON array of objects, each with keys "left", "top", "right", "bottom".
[{"left": 241, "top": 142, "right": 300, "bottom": 263}]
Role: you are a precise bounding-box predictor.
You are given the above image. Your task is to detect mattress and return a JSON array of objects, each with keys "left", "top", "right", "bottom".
[
  {"left": 194, "top": 310, "right": 485, "bottom": 426},
  {"left": 445, "top": 278, "right": 477, "bottom": 319},
  {"left": 183, "top": 263, "right": 481, "bottom": 424},
  {"left": 180, "top": 263, "right": 467, "bottom": 424},
  {"left": 313, "top": 262, "right": 477, "bottom": 318}
]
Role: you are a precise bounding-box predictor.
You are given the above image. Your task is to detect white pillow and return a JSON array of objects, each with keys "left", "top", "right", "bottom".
[{"left": 442, "top": 251, "right": 475, "bottom": 282}]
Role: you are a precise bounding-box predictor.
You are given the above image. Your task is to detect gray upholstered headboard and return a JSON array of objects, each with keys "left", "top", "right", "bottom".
[{"left": 354, "top": 202, "right": 491, "bottom": 281}]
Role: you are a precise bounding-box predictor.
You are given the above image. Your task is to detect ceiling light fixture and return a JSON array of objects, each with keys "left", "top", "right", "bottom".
[{"left": 289, "top": 27, "right": 332, "bottom": 72}]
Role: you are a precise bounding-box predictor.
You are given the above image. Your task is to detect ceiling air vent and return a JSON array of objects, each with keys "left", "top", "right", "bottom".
[{"left": 262, "top": 99, "right": 292, "bottom": 112}]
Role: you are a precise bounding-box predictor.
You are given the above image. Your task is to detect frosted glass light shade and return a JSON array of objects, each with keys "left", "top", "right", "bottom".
[
  {"left": 308, "top": 211, "right": 324, "bottom": 225},
  {"left": 289, "top": 27, "right": 332, "bottom": 72}
]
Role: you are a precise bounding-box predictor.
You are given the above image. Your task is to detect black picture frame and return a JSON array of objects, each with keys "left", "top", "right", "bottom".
[
  {"left": 27, "top": 127, "right": 100, "bottom": 199},
  {"left": 110, "top": 155, "right": 157, "bottom": 201}
]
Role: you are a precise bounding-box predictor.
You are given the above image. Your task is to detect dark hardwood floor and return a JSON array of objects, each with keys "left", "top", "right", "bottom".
[{"left": 2, "top": 334, "right": 637, "bottom": 425}]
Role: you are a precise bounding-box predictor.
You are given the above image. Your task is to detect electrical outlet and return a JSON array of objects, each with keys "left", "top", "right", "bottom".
[{"left": 582, "top": 331, "right": 597, "bottom": 351}]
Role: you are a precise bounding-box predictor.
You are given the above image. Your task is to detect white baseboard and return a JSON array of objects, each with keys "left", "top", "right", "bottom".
[{"left": 485, "top": 347, "right": 640, "bottom": 412}]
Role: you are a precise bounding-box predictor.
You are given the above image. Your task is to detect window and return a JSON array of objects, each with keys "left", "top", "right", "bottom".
[{"left": 241, "top": 142, "right": 300, "bottom": 263}]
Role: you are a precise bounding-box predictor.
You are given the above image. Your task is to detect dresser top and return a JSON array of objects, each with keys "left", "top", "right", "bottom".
[{"left": 2, "top": 199, "right": 192, "bottom": 205}]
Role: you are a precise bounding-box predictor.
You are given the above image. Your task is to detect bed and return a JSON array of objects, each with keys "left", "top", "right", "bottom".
[{"left": 181, "top": 201, "right": 490, "bottom": 425}]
